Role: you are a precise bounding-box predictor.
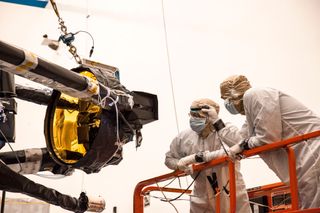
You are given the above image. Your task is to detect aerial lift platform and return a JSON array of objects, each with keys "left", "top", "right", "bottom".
[{"left": 134, "top": 130, "right": 320, "bottom": 213}]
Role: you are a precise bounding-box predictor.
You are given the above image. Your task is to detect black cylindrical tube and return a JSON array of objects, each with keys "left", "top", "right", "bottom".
[
  {"left": 0, "top": 161, "right": 87, "bottom": 212},
  {"left": 0, "top": 40, "right": 88, "bottom": 93},
  {"left": 0, "top": 71, "right": 15, "bottom": 97},
  {"left": 0, "top": 191, "right": 5, "bottom": 213}
]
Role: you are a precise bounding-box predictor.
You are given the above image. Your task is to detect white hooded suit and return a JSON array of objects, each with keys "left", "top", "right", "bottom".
[
  {"left": 165, "top": 128, "right": 252, "bottom": 213},
  {"left": 237, "top": 87, "right": 320, "bottom": 209}
]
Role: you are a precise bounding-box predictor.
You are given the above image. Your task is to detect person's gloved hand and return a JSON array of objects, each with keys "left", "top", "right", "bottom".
[
  {"left": 229, "top": 143, "right": 243, "bottom": 155},
  {"left": 178, "top": 164, "right": 194, "bottom": 175},
  {"left": 228, "top": 139, "right": 249, "bottom": 160},
  {"left": 228, "top": 144, "right": 242, "bottom": 160},
  {"left": 201, "top": 105, "right": 219, "bottom": 123}
]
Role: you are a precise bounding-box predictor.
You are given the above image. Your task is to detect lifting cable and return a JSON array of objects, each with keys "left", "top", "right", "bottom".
[
  {"left": 49, "top": 0, "right": 83, "bottom": 64},
  {"left": 158, "top": 1, "right": 196, "bottom": 211},
  {"left": 158, "top": 2, "right": 240, "bottom": 210},
  {"left": 48, "top": 0, "right": 96, "bottom": 193},
  {"left": 161, "top": 0, "right": 180, "bottom": 134}
]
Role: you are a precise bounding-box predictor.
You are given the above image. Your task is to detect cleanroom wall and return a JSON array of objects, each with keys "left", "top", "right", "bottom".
[{"left": 0, "top": 0, "right": 320, "bottom": 212}]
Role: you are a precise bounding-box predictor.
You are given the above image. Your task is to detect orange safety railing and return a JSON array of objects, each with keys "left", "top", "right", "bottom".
[{"left": 133, "top": 130, "right": 320, "bottom": 213}]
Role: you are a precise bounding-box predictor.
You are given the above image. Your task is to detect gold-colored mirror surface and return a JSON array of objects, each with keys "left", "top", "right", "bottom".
[{"left": 51, "top": 71, "right": 101, "bottom": 164}]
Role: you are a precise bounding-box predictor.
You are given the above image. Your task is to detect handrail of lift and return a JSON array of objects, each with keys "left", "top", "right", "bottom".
[{"left": 133, "top": 130, "right": 320, "bottom": 213}]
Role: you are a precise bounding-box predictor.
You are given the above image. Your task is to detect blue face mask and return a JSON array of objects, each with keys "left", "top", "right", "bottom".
[
  {"left": 224, "top": 99, "right": 239, "bottom": 115},
  {"left": 189, "top": 116, "right": 207, "bottom": 133}
]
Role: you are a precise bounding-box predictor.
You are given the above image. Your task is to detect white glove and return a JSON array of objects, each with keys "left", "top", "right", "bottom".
[
  {"left": 228, "top": 142, "right": 247, "bottom": 160},
  {"left": 178, "top": 165, "right": 194, "bottom": 175},
  {"left": 201, "top": 105, "right": 219, "bottom": 123},
  {"left": 229, "top": 143, "right": 243, "bottom": 155},
  {"left": 177, "top": 154, "right": 196, "bottom": 168}
]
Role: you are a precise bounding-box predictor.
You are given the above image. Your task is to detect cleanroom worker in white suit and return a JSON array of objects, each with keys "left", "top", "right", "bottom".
[
  {"left": 165, "top": 98, "right": 252, "bottom": 213},
  {"left": 212, "top": 74, "right": 320, "bottom": 209}
]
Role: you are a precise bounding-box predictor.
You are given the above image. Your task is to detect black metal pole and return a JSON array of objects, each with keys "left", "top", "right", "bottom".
[
  {"left": 0, "top": 71, "right": 16, "bottom": 143},
  {"left": 0, "top": 40, "right": 88, "bottom": 92},
  {"left": 0, "top": 40, "right": 111, "bottom": 105},
  {"left": 0, "top": 191, "right": 6, "bottom": 213}
]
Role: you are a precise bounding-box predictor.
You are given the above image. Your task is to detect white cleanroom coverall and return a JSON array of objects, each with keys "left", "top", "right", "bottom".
[
  {"left": 240, "top": 87, "right": 320, "bottom": 209},
  {"left": 165, "top": 128, "right": 252, "bottom": 213}
]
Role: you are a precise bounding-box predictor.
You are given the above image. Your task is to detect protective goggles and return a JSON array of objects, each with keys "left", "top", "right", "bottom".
[{"left": 189, "top": 105, "right": 209, "bottom": 118}]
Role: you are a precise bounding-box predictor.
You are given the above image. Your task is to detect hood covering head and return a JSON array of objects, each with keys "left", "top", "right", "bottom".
[
  {"left": 189, "top": 98, "right": 219, "bottom": 137},
  {"left": 220, "top": 75, "right": 251, "bottom": 100},
  {"left": 220, "top": 75, "right": 251, "bottom": 115}
]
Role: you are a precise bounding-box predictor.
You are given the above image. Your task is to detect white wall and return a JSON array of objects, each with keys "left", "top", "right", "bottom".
[{"left": 1, "top": 0, "right": 320, "bottom": 212}]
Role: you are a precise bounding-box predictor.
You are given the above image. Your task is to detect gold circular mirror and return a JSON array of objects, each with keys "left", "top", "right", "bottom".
[{"left": 45, "top": 71, "right": 101, "bottom": 165}]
